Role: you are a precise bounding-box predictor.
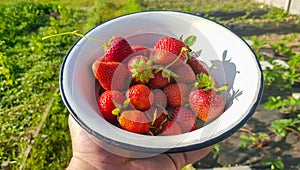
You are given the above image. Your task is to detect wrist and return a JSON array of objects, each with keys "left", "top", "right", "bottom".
[{"left": 67, "top": 156, "right": 98, "bottom": 170}]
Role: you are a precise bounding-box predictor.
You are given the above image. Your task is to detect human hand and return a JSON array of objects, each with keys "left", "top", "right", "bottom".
[{"left": 67, "top": 115, "right": 214, "bottom": 170}]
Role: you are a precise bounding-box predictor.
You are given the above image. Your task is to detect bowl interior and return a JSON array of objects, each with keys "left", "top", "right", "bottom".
[{"left": 60, "top": 11, "right": 263, "bottom": 153}]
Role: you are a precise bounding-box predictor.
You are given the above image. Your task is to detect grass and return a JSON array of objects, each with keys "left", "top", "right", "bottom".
[{"left": 0, "top": 0, "right": 299, "bottom": 169}]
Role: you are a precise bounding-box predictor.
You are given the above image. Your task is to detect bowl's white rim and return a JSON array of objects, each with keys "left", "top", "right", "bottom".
[{"left": 59, "top": 10, "right": 264, "bottom": 153}]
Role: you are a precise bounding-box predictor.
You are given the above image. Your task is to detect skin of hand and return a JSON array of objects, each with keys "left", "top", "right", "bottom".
[{"left": 67, "top": 115, "right": 214, "bottom": 170}]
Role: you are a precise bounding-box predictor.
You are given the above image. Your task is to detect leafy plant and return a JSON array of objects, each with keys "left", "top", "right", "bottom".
[
  {"left": 261, "top": 157, "right": 284, "bottom": 170},
  {"left": 240, "top": 132, "right": 270, "bottom": 148},
  {"left": 271, "top": 118, "right": 300, "bottom": 137},
  {"left": 265, "top": 96, "right": 300, "bottom": 112}
]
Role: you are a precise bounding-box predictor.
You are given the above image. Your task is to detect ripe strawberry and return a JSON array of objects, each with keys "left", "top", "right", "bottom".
[
  {"left": 152, "top": 89, "right": 167, "bottom": 108},
  {"left": 126, "top": 84, "right": 154, "bottom": 111},
  {"left": 187, "top": 56, "right": 208, "bottom": 75},
  {"left": 103, "top": 36, "right": 133, "bottom": 62},
  {"left": 172, "top": 63, "right": 196, "bottom": 84},
  {"left": 131, "top": 45, "right": 151, "bottom": 55},
  {"left": 92, "top": 61, "right": 129, "bottom": 91},
  {"left": 148, "top": 70, "right": 170, "bottom": 89},
  {"left": 151, "top": 36, "right": 187, "bottom": 66},
  {"left": 170, "top": 107, "right": 197, "bottom": 133},
  {"left": 119, "top": 110, "right": 150, "bottom": 134},
  {"left": 97, "top": 90, "right": 125, "bottom": 123},
  {"left": 128, "top": 55, "right": 154, "bottom": 83},
  {"left": 188, "top": 89, "right": 225, "bottom": 121},
  {"left": 160, "top": 121, "right": 182, "bottom": 136},
  {"left": 188, "top": 73, "right": 228, "bottom": 121},
  {"left": 163, "top": 83, "right": 189, "bottom": 108}
]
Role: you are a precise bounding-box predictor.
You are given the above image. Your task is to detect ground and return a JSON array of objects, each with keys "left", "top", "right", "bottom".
[{"left": 192, "top": 10, "right": 300, "bottom": 169}]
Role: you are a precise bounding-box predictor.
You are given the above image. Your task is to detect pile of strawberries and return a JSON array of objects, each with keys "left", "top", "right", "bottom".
[{"left": 92, "top": 35, "right": 228, "bottom": 136}]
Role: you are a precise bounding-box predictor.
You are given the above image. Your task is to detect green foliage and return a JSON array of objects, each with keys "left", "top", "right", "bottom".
[
  {"left": 261, "top": 158, "right": 284, "bottom": 170},
  {"left": 265, "top": 96, "right": 300, "bottom": 112},
  {"left": 239, "top": 132, "right": 270, "bottom": 148},
  {"left": 262, "top": 8, "right": 289, "bottom": 21},
  {"left": 212, "top": 143, "right": 220, "bottom": 154},
  {"left": 1, "top": 0, "right": 299, "bottom": 169},
  {"left": 271, "top": 118, "right": 300, "bottom": 137},
  {"left": 0, "top": 0, "right": 143, "bottom": 169}
]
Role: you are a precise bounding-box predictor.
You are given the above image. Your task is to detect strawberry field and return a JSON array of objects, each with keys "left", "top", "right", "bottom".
[{"left": 0, "top": 0, "right": 299, "bottom": 169}]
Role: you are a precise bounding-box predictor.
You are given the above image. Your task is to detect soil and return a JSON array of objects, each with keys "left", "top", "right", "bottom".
[{"left": 192, "top": 10, "right": 300, "bottom": 170}]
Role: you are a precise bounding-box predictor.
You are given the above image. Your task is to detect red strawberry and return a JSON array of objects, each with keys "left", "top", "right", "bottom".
[
  {"left": 163, "top": 83, "right": 189, "bottom": 108},
  {"left": 92, "top": 61, "right": 129, "bottom": 91},
  {"left": 128, "top": 55, "right": 154, "bottom": 83},
  {"left": 188, "top": 73, "right": 228, "bottom": 121},
  {"left": 172, "top": 63, "right": 196, "bottom": 84},
  {"left": 152, "top": 89, "right": 167, "bottom": 108},
  {"left": 170, "top": 107, "right": 197, "bottom": 133},
  {"left": 187, "top": 56, "right": 208, "bottom": 75},
  {"left": 119, "top": 110, "right": 150, "bottom": 134},
  {"left": 97, "top": 90, "right": 125, "bottom": 123},
  {"left": 126, "top": 84, "right": 154, "bottom": 111},
  {"left": 189, "top": 89, "right": 225, "bottom": 121},
  {"left": 148, "top": 71, "right": 170, "bottom": 89},
  {"left": 131, "top": 45, "right": 151, "bottom": 54},
  {"left": 151, "top": 36, "right": 187, "bottom": 66},
  {"left": 103, "top": 36, "right": 133, "bottom": 62},
  {"left": 160, "top": 121, "right": 182, "bottom": 136}
]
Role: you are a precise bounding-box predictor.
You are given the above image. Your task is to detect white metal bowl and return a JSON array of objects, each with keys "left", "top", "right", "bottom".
[{"left": 60, "top": 11, "right": 263, "bottom": 158}]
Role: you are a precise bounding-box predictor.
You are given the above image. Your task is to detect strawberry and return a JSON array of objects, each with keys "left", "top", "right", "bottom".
[
  {"left": 92, "top": 61, "right": 129, "bottom": 91},
  {"left": 126, "top": 84, "right": 154, "bottom": 111},
  {"left": 170, "top": 107, "right": 197, "bottom": 133},
  {"left": 151, "top": 36, "right": 187, "bottom": 66},
  {"left": 172, "top": 63, "right": 196, "bottom": 84},
  {"left": 119, "top": 110, "right": 150, "bottom": 134},
  {"left": 187, "top": 56, "right": 208, "bottom": 75},
  {"left": 160, "top": 121, "right": 182, "bottom": 136},
  {"left": 188, "top": 73, "right": 228, "bottom": 121},
  {"left": 97, "top": 90, "right": 125, "bottom": 123},
  {"left": 189, "top": 89, "right": 225, "bottom": 121},
  {"left": 131, "top": 45, "right": 151, "bottom": 55},
  {"left": 103, "top": 36, "right": 133, "bottom": 62},
  {"left": 148, "top": 70, "right": 170, "bottom": 89},
  {"left": 152, "top": 89, "right": 167, "bottom": 108},
  {"left": 163, "top": 83, "right": 189, "bottom": 108},
  {"left": 128, "top": 55, "right": 154, "bottom": 83}
]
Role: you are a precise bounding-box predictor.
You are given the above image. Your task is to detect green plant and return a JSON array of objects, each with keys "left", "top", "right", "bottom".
[
  {"left": 240, "top": 131, "right": 270, "bottom": 148},
  {"left": 271, "top": 117, "right": 300, "bottom": 137},
  {"left": 0, "top": 1, "right": 143, "bottom": 169},
  {"left": 261, "top": 158, "right": 284, "bottom": 170},
  {"left": 261, "top": 8, "right": 290, "bottom": 22},
  {"left": 265, "top": 96, "right": 300, "bottom": 112}
]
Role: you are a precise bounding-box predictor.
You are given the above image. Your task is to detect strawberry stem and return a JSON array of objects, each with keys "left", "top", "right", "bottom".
[
  {"left": 165, "top": 47, "right": 188, "bottom": 69},
  {"left": 42, "top": 30, "right": 106, "bottom": 46}
]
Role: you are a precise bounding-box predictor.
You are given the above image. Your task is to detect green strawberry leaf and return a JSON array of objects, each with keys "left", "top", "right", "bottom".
[
  {"left": 218, "top": 84, "right": 229, "bottom": 92},
  {"left": 130, "top": 57, "right": 154, "bottom": 83},
  {"left": 161, "top": 70, "right": 171, "bottom": 82},
  {"left": 112, "top": 108, "right": 120, "bottom": 116},
  {"left": 184, "top": 35, "right": 197, "bottom": 47},
  {"left": 179, "top": 34, "right": 184, "bottom": 41},
  {"left": 151, "top": 108, "right": 157, "bottom": 125},
  {"left": 123, "top": 98, "right": 130, "bottom": 108}
]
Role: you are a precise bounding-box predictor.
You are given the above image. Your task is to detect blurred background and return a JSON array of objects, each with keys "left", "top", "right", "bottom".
[{"left": 0, "top": 0, "right": 299, "bottom": 169}]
